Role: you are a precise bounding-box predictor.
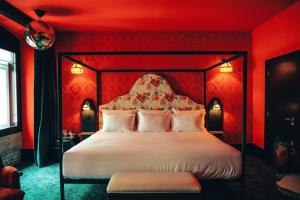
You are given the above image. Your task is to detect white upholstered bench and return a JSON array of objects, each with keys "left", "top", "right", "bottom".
[{"left": 107, "top": 172, "right": 202, "bottom": 200}]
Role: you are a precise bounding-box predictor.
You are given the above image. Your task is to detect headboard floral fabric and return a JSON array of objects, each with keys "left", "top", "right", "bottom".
[{"left": 99, "top": 74, "right": 204, "bottom": 128}]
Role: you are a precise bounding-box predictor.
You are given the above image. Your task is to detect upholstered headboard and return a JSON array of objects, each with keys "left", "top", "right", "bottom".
[{"left": 99, "top": 74, "right": 204, "bottom": 128}]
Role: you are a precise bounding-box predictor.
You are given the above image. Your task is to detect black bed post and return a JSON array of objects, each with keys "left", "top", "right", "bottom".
[
  {"left": 241, "top": 52, "right": 247, "bottom": 200},
  {"left": 97, "top": 71, "right": 102, "bottom": 105},
  {"left": 57, "top": 50, "right": 248, "bottom": 200},
  {"left": 97, "top": 71, "right": 101, "bottom": 130},
  {"left": 58, "top": 53, "right": 65, "bottom": 200},
  {"left": 203, "top": 71, "right": 207, "bottom": 107}
]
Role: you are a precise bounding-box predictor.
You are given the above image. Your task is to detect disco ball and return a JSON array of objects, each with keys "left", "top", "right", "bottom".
[{"left": 24, "top": 20, "right": 55, "bottom": 50}]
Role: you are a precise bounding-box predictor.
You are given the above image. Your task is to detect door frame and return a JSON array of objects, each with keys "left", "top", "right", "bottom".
[{"left": 265, "top": 50, "right": 300, "bottom": 160}]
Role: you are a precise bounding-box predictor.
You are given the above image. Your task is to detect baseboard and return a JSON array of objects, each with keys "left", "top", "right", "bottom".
[
  {"left": 21, "top": 149, "right": 34, "bottom": 162},
  {"left": 247, "top": 143, "right": 265, "bottom": 157},
  {"left": 230, "top": 143, "right": 248, "bottom": 151},
  {"left": 248, "top": 143, "right": 273, "bottom": 164},
  {"left": 230, "top": 143, "right": 272, "bottom": 164}
]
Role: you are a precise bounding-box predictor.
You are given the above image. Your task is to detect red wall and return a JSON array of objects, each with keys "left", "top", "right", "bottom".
[
  {"left": 62, "top": 59, "right": 97, "bottom": 133},
  {"left": 56, "top": 31, "right": 253, "bottom": 144},
  {"left": 21, "top": 41, "right": 34, "bottom": 149},
  {"left": 101, "top": 72, "right": 204, "bottom": 104},
  {"left": 17, "top": 2, "right": 300, "bottom": 149},
  {"left": 252, "top": 1, "right": 300, "bottom": 148},
  {"left": 207, "top": 58, "right": 244, "bottom": 143}
]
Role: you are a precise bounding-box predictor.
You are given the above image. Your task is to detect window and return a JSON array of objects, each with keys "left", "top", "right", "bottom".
[
  {"left": 0, "top": 48, "right": 19, "bottom": 134},
  {"left": 0, "top": 26, "right": 21, "bottom": 137},
  {"left": 0, "top": 48, "right": 17, "bottom": 128}
]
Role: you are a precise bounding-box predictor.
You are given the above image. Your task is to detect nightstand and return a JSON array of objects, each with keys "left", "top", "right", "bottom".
[
  {"left": 209, "top": 131, "right": 225, "bottom": 141},
  {"left": 79, "top": 132, "right": 95, "bottom": 140},
  {"left": 55, "top": 135, "right": 80, "bottom": 160}
]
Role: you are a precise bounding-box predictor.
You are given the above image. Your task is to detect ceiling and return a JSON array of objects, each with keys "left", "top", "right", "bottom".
[{"left": 0, "top": 0, "right": 296, "bottom": 35}]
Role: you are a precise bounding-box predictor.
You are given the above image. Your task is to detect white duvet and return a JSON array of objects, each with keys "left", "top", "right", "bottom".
[{"left": 63, "top": 131, "right": 241, "bottom": 180}]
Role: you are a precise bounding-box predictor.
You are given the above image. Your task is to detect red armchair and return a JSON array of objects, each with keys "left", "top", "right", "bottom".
[{"left": 0, "top": 165, "right": 24, "bottom": 200}]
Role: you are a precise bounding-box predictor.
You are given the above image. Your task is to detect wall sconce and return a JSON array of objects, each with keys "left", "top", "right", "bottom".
[
  {"left": 82, "top": 101, "right": 91, "bottom": 110},
  {"left": 207, "top": 98, "right": 223, "bottom": 131},
  {"left": 212, "top": 100, "right": 221, "bottom": 110},
  {"left": 81, "top": 99, "right": 96, "bottom": 132},
  {"left": 71, "top": 63, "right": 84, "bottom": 74},
  {"left": 220, "top": 60, "right": 233, "bottom": 73}
]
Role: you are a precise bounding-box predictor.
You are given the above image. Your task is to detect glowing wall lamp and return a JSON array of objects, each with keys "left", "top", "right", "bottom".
[
  {"left": 207, "top": 98, "right": 223, "bottom": 131},
  {"left": 220, "top": 61, "right": 233, "bottom": 73},
  {"left": 212, "top": 101, "right": 221, "bottom": 110},
  {"left": 81, "top": 99, "right": 96, "bottom": 132},
  {"left": 82, "top": 101, "right": 91, "bottom": 110},
  {"left": 71, "top": 63, "right": 84, "bottom": 74}
]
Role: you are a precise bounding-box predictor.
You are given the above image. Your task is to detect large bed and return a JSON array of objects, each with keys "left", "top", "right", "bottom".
[
  {"left": 63, "top": 130, "right": 241, "bottom": 180},
  {"left": 63, "top": 73, "right": 242, "bottom": 181},
  {"left": 58, "top": 51, "right": 248, "bottom": 200}
]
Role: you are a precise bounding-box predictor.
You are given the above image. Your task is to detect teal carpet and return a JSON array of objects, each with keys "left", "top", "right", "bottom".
[
  {"left": 19, "top": 162, "right": 107, "bottom": 200},
  {"left": 18, "top": 156, "right": 287, "bottom": 200}
]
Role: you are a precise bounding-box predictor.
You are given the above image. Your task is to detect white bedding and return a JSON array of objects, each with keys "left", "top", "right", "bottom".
[{"left": 63, "top": 131, "right": 241, "bottom": 180}]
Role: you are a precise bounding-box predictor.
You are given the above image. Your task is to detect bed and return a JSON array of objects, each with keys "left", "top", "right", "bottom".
[
  {"left": 58, "top": 51, "right": 248, "bottom": 200},
  {"left": 63, "top": 130, "right": 241, "bottom": 180},
  {"left": 62, "top": 74, "right": 241, "bottom": 181}
]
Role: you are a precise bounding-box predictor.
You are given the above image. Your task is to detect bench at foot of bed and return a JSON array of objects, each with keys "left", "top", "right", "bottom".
[{"left": 106, "top": 172, "right": 202, "bottom": 200}]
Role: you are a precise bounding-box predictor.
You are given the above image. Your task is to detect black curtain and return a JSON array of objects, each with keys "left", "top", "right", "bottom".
[{"left": 34, "top": 47, "right": 58, "bottom": 167}]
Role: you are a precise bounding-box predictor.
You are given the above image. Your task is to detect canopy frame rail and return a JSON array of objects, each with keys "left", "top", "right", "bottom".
[{"left": 58, "top": 50, "right": 247, "bottom": 200}]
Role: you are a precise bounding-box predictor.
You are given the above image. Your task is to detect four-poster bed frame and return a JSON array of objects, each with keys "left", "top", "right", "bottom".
[{"left": 57, "top": 50, "right": 248, "bottom": 200}]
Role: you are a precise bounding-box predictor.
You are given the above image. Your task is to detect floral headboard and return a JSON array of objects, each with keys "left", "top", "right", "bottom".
[{"left": 99, "top": 74, "right": 204, "bottom": 128}]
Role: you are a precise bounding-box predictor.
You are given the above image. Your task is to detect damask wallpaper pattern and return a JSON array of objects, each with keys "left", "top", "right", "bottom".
[
  {"left": 101, "top": 72, "right": 204, "bottom": 105},
  {"left": 57, "top": 31, "right": 252, "bottom": 144},
  {"left": 62, "top": 59, "right": 97, "bottom": 133},
  {"left": 206, "top": 57, "right": 251, "bottom": 143},
  {"left": 99, "top": 74, "right": 204, "bottom": 128}
]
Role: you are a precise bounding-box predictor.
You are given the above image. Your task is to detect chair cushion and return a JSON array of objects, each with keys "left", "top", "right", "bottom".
[
  {"left": 107, "top": 172, "right": 201, "bottom": 193},
  {"left": 0, "top": 166, "right": 18, "bottom": 188},
  {"left": 0, "top": 187, "right": 24, "bottom": 200},
  {"left": 276, "top": 174, "right": 300, "bottom": 194}
]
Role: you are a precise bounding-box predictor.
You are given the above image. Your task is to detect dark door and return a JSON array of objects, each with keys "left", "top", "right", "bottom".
[{"left": 265, "top": 51, "right": 300, "bottom": 168}]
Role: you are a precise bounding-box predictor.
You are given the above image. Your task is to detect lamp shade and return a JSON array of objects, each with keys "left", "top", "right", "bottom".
[
  {"left": 82, "top": 103, "right": 90, "bottom": 110},
  {"left": 71, "top": 63, "right": 84, "bottom": 74},
  {"left": 24, "top": 20, "right": 55, "bottom": 50},
  {"left": 213, "top": 101, "right": 221, "bottom": 110},
  {"left": 220, "top": 61, "right": 233, "bottom": 73},
  {"left": 82, "top": 99, "right": 94, "bottom": 111}
]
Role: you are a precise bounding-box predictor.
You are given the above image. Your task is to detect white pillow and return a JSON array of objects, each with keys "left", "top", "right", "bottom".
[
  {"left": 137, "top": 110, "right": 171, "bottom": 132},
  {"left": 171, "top": 109, "right": 206, "bottom": 132},
  {"left": 101, "top": 110, "right": 136, "bottom": 132}
]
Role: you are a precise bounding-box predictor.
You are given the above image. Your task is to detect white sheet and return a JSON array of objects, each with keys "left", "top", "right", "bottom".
[{"left": 63, "top": 131, "right": 241, "bottom": 180}]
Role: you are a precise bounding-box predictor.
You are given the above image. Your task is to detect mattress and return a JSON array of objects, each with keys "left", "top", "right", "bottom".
[{"left": 63, "top": 131, "right": 241, "bottom": 180}]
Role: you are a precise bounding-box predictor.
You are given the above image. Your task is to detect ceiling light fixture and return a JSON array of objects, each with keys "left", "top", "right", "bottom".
[
  {"left": 24, "top": 9, "right": 55, "bottom": 50},
  {"left": 220, "top": 60, "right": 233, "bottom": 73},
  {"left": 71, "top": 63, "right": 84, "bottom": 74}
]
